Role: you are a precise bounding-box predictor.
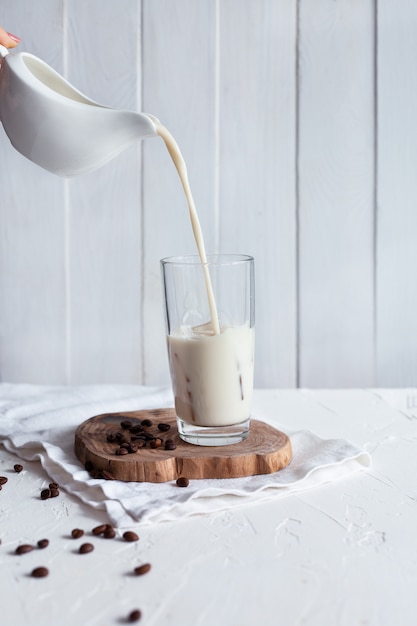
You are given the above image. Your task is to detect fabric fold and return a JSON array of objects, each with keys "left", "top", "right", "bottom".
[{"left": 0, "top": 384, "right": 371, "bottom": 526}]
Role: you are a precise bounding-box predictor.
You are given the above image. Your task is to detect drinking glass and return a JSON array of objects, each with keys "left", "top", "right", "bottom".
[{"left": 161, "top": 254, "right": 255, "bottom": 446}]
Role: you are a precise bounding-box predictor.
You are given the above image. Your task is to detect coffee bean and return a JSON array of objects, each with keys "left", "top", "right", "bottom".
[
  {"left": 40, "top": 489, "right": 51, "bottom": 500},
  {"left": 16, "top": 544, "right": 34, "bottom": 555},
  {"left": 116, "top": 447, "right": 129, "bottom": 456},
  {"left": 128, "top": 609, "right": 142, "bottom": 622},
  {"left": 149, "top": 438, "right": 162, "bottom": 449},
  {"left": 164, "top": 440, "right": 177, "bottom": 451},
  {"left": 31, "top": 566, "right": 49, "bottom": 578},
  {"left": 101, "top": 470, "right": 116, "bottom": 481},
  {"left": 50, "top": 488, "right": 60, "bottom": 498},
  {"left": 49, "top": 482, "right": 59, "bottom": 490},
  {"left": 120, "top": 442, "right": 130, "bottom": 449},
  {"left": 14, "top": 464, "right": 23, "bottom": 473},
  {"left": 131, "top": 438, "right": 146, "bottom": 448},
  {"left": 123, "top": 531, "right": 139, "bottom": 542},
  {"left": 120, "top": 420, "right": 133, "bottom": 429},
  {"left": 133, "top": 563, "right": 151, "bottom": 576},
  {"left": 92, "top": 524, "right": 108, "bottom": 536},
  {"left": 37, "top": 539, "right": 49, "bottom": 549},
  {"left": 71, "top": 528, "right": 84, "bottom": 539},
  {"left": 176, "top": 477, "right": 189, "bottom": 488},
  {"left": 158, "top": 423, "right": 171, "bottom": 432},
  {"left": 0, "top": 476, "right": 8, "bottom": 485},
  {"left": 106, "top": 433, "right": 117, "bottom": 442},
  {"left": 127, "top": 444, "right": 138, "bottom": 453},
  {"left": 129, "top": 425, "right": 144, "bottom": 434},
  {"left": 141, "top": 419, "right": 153, "bottom": 427},
  {"left": 143, "top": 432, "right": 155, "bottom": 441},
  {"left": 103, "top": 527, "right": 116, "bottom": 539},
  {"left": 79, "top": 543, "right": 94, "bottom": 554}
]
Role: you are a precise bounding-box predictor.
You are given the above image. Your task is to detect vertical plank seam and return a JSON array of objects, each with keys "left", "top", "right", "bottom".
[
  {"left": 63, "top": 0, "right": 71, "bottom": 384},
  {"left": 373, "top": 0, "right": 379, "bottom": 385},
  {"left": 295, "top": 0, "right": 301, "bottom": 388},
  {"left": 139, "top": 0, "right": 146, "bottom": 384},
  {"left": 214, "top": 0, "right": 220, "bottom": 253}
]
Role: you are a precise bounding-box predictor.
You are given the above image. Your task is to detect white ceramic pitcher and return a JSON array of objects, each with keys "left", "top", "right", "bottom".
[{"left": 0, "top": 45, "right": 158, "bottom": 177}]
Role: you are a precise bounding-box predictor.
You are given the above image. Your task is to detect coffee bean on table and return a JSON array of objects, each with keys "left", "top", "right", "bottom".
[
  {"left": 141, "top": 419, "right": 153, "bottom": 427},
  {"left": 103, "top": 527, "right": 116, "bottom": 539},
  {"left": 40, "top": 489, "right": 51, "bottom": 500},
  {"left": 120, "top": 420, "right": 133, "bottom": 429},
  {"left": 158, "top": 423, "right": 171, "bottom": 432},
  {"left": 116, "top": 447, "right": 129, "bottom": 456},
  {"left": 176, "top": 477, "right": 189, "bottom": 488},
  {"left": 37, "top": 539, "right": 49, "bottom": 549},
  {"left": 49, "top": 482, "right": 59, "bottom": 490},
  {"left": 31, "top": 566, "right": 49, "bottom": 578},
  {"left": 16, "top": 544, "right": 34, "bottom": 555},
  {"left": 92, "top": 524, "right": 108, "bottom": 536},
  {"left": 71, "top": 528, "right": 84, "bottom": 539},
  {"left": 150, "top": 438, "right": 162, "bottom": 449},
  {"left": 123, "top": 531, "right": 139, "bottom": 542},
  {"left": 50, "top": 488, "right": 60, "bottom": 498},
  {"left": 79, "top": 543, "right": 94, "bottom": 554},
  {"left": 133, "top": 563, "right": 151, "bottom": 576},
  {"left": 0, "top": 476, "right": 8, "bottom": 485},
  {"left": 164, "top": 440, "right": 177, "bottom": 451},
  {"left": 128, "top": 609, "right": 142, "bottom": 622},
  {"left": 14, "top": 464, "right": 23, "bottom": 473}
]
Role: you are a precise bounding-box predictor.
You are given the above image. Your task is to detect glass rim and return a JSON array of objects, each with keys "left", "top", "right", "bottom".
[{"left": 160, "top": 253, "right": 254, "bottom": 267}]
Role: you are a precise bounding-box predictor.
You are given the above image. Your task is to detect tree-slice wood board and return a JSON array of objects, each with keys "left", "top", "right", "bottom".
[{"left": 74, "top": 408, "right": 292, "bottom": 483}]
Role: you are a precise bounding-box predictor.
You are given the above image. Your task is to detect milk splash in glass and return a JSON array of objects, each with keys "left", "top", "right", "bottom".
[{"left": 157, "top": 122, "right": 255, "bottom": 446}]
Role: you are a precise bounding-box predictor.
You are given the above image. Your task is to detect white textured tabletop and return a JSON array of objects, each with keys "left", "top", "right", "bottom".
[{"left": 0, "top": 388, "right": 416, "bottom": 626}]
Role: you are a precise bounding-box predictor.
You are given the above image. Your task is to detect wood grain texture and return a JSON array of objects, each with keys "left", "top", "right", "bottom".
[
  {"left": 298, "top": 0, "right": 375, "bottom": 387},
  {"left": 0, "top": 0, "right": 67, "bottom": 383},
  {"left": 218, "top": 0, "right": 297, "bottom": 388},
  {"left": 376, "top": 1, "right": 417, "bottom": 385},
  {"left": 66, "top": 0, "right": 143, "bottom": 383},
  {"left": 74, "top": 408, "right": 292, "bottom": 482},
  {"left": 1, "top": 1, "right": 417, "bottom": 389}
]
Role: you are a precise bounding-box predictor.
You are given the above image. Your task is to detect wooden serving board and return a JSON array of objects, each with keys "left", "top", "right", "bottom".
[{"left": 74, "top": 408, "right": 292, "bottom": 483}]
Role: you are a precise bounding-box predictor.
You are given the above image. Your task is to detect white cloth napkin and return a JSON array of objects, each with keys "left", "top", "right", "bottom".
[{"left": 0, "top": 383, "right": 371, "bottom": 527}]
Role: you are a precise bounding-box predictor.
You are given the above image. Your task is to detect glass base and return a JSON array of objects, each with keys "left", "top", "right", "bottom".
[{"left": 177, "top": 418, "right": 250, "bottom": 447}]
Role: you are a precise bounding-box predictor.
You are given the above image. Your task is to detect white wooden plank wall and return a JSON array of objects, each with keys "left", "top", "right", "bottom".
[{"left": 0, "top": 0, "right": 415, "bottom": 389}]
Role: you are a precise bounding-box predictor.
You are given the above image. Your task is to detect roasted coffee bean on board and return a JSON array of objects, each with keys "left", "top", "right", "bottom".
[
  {"left": 31, "top": 566, "right": 49, "bottom": 578},
  {"left": 141, "top": 419, "right": 153, "bottom": 427},
  {"left": 120, "top": 420, "right": 133, "bottom": 429},
  {"left": 158, "top": 423, "right": 171, "bottom": 432}
]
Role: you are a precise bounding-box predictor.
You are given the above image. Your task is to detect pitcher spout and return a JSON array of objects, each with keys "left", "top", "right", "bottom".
[{"left": 0, "top": 49, "right": 160, "bottom": 177}]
